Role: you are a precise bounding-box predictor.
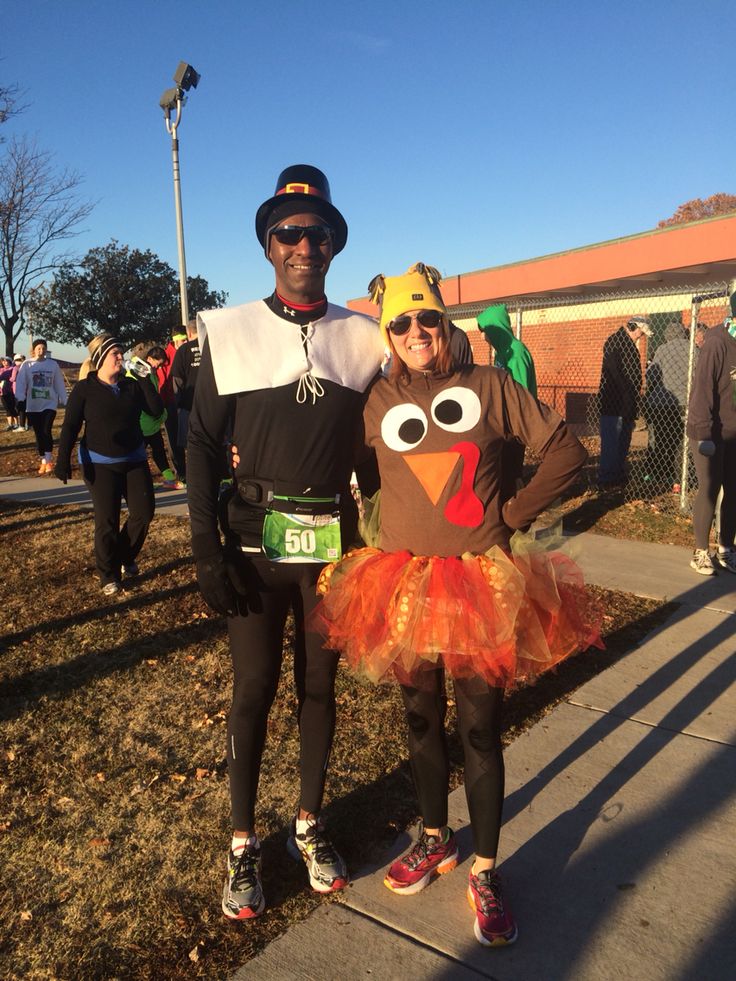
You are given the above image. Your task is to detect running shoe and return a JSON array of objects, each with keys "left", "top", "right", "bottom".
[
  {"left": 102, "top": 581, "right": 120, "bottom": 596},
  {"left": 467, "top": 868, "right": 518, "bottom": 947},
  {"left": 714, "top": 548, "right": 736, "bottom": 574},
  {"left": 690, "top": 549, "right": 717, "bottom": 576},
  {"left": 287, "top": 814, "right": 349, "bottom": 893},
  {"left": 222, "top": 838, "right": 265, "bottom": 920},
  {"left": 38, "top": 460, "right": 54, "bottom": 475},
  {"left": 384, "top": 827, "right": 458, "bottom": 895},
  {"left": 161, "top": 478, "right": 186, "bottom": 490},
  {"left": 122, "top": 562, "right": 139, "bottom": 578}
]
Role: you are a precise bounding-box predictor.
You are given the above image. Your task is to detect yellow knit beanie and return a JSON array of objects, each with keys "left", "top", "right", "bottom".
[{"left": 368, "top": 263, "right": 446, "bottom": 346}]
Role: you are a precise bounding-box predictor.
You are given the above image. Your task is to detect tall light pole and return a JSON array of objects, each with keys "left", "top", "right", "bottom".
[{"left": 159, "top": 61, "right": 200, "bottom": 328}]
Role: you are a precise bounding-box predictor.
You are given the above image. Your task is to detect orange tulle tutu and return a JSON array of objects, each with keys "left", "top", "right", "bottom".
[{"left": 310, "top": 542, "right": 603, "bottom": 688}]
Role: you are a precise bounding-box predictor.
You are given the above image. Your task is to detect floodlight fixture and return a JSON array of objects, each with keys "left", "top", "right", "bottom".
[
  {"left": 173, "top": 61, "right": 200, "bottom": 91},
  {"left": 159, "top": 88, "right": 180, "bottom": 113},
  {"left": 159, "top": 63, "right": 201, "bottom": 326}
]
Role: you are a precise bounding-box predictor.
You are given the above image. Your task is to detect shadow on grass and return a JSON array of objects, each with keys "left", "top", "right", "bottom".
[{"left": 0, "top": 573, "right": 211, "bottom": 723}]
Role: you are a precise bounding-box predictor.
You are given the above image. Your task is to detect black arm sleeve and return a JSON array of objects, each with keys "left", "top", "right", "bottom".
[
  {"left": 186, "top": 338, "right": 236, "bottom": 559},
  {"left": 56, "top": 381, "right": 87, "bottom": 468}
]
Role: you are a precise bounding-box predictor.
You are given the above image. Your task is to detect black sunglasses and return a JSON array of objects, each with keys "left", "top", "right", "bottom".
[
  {"left": 270, "top": 224, "right": 334, "bottom": 247},
  {"left": 388, "top": 310, "right": 443, "bottom": 336}
]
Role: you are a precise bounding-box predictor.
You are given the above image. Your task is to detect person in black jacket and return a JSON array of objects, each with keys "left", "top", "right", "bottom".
[
  {"left": 55, "top": 333, "right": 163, "bottom": 596},
  {"left": 597, "top": 316, "right": 651, "bottom": 487},
  {"left": 686, "top": 316, "right": 736, "bottom": 575},
  {"left": 169, "top": 318, "right": 201, "bottom": 483}
]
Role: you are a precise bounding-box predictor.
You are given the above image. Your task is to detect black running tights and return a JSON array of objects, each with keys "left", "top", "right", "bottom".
[
  {"left": 82, "top": 460, "right": 155, "bottom": 583},
  {"left": 144, "top": 430, "right": 173, "bottom": 477},
  {"left": 400, "top": 672, "right": 505, "bottom": 858},
  {"left": 27, "top": 409, "right": 56, "bottom": 457},
  {"left": 226, "top": 557, "right": 340, "bottom": 832},
  {"left": 690, "top": 438, "right": 736, "bottom": 550}
]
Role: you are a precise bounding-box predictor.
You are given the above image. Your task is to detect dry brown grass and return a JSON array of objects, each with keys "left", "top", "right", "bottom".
[{"left": 0, "top": 425, "right": 677, "bottom": 979}]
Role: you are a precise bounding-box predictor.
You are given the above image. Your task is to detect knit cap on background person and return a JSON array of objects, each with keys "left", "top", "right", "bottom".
[{"left": 477, "top": 304, "right": 537, "bottom": 395}]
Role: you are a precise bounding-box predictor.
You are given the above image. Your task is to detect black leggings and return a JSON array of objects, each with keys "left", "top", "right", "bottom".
[
  {"left": 27, "top": 409, "right": 56, "bottom": 456},
  {"left": 690, "top": 438, "right": 736, "bottom": 549},
  {"left": 82, "top": 460, "right": 155, "bottom": 584},
  {"left": 144, "top": 430, "right": 173, "bottom": 476},
  {"left": 226, "top": 556, "right": 340, "bottom": 831},
  {"left": 401, "top": 672, "right": 505, "bottom": 858}
]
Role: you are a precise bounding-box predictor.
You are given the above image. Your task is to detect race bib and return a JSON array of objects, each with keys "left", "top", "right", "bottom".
[{"left": 262, "top": 511, "right": 341, "bottom": 563}]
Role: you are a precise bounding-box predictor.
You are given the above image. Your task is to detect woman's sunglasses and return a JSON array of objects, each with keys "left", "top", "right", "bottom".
[
  {"left": 270, "top": 224, "right": 334, "bottom": 247},
  {"left": 388, "top": 310, "right": 443, "bottom": 336}
]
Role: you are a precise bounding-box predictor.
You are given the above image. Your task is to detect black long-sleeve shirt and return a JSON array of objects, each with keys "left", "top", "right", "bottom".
[
  {"left": 170, "top": 338, "right": 201, "bottom": 411},
  {"left": 57, "top": 372, "right": 163, "bottom": 466},
  {"left": 598, "top": 326, "right": 642, "bottom": 419},
  {"left": 187, "top": 295, "right": 382, "bottom": 559}
]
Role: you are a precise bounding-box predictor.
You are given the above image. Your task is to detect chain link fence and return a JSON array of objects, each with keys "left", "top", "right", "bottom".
[{"left": 449, "top": 282, "right": 731, "bottom": 513}]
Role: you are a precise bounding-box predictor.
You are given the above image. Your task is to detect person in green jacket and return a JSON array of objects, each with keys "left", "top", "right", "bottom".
[
  {"left": 477, "top": 304, "right": 537, "bottom": 395},
  {"left": 131, "top": 346, "right": 184, "bottom": 490},
  {"left": 478, "top": 304, "right": 538, "bottom": 502}
]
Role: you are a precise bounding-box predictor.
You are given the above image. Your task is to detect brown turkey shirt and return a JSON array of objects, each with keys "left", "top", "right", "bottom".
[{"left": 364, "top": 364, "right": 586, "bottom": 558}]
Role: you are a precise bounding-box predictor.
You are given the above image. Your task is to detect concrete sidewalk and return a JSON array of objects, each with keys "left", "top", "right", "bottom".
[
  {"left": 3, "top": 476, "right": 735, "bottom": 979},
  {"left": 0, "top": 473, "right": 189, "bottom": 515}
]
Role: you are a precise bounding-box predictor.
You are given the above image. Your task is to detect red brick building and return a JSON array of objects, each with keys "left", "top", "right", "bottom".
[{"left": 348, "top": 214, "right": 736, "bottom": 423}]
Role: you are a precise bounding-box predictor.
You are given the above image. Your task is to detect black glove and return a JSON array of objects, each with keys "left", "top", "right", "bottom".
[
  {"left": 54, "top": 460, "right": 73, "bottom": 484},
  {"left": 195, "top": 549, "right": 256, "bottom": 617}
]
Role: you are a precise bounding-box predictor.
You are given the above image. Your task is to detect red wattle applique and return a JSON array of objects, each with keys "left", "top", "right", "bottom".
[{"left": 444, "top": 441, "right": 483, "bottom": 527}]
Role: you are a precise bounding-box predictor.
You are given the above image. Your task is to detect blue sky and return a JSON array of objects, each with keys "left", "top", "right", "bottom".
[{"left": 3, "top": 0, "right": 735, "bottom": 359}]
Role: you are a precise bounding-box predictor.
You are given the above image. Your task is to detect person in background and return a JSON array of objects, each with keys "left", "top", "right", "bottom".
[
  {"left": 448, "top": 321, "right": 474, "bottom": 365},
  {"left": 477, "top": 303, "right": 538, "bottom": 503},
  {"left": 643, "top": 322, "right": 694, "bottom": 489},
  {"left": 14, "top": 338, "right": 67, "bottom": 474},
  {"left": 10, "top": 354, "right": 28, "bottom": 430},
  {"left": 187, "top": 164, "right": 384, "bottom": 921},
  {"left": 170, "top": 317, "right": 201, "bottom": 484},
  {"left": 0, "top": 357, "right": 19, "bottom": 430},
  {"left": 136, "top": 346, "right": 184, "bottom": 490},
  {"left": 55, "top": 333, "right": 163, "bottom": 595},
  {"left": 311, "top": 263, "right": 600, "bottom": 948},
  {"left": 160, "top": 329, "right": 187, "bottom": 477},
  {"left": 595, "top": 316, "right": 651, "bottom": 488},
  {"left": 686, "top": 310, "right": 736, "bottom": 575}
]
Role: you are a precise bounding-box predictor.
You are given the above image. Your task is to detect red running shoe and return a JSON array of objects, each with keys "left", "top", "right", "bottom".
[
  {"left": 467, "top": 868, "right": 518, "bottom": 946},
  {"left": 384, "top": 827, "right": 458, "bottom": 895}
]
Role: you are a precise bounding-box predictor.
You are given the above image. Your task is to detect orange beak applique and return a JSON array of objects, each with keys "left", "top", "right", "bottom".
[
  {"left": 404, "top": 451, "right": 460, "bottom": 505},
  {"left": 404, "top": 441, "right": 484, "bottom": 527}
]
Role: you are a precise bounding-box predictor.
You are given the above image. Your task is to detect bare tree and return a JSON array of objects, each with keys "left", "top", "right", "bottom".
[
  {"left": 0, "top": 136, "right": 93, "bottom": 355},
  {"left": 0, "top": 82, "right": 23, "bottom": 132}
]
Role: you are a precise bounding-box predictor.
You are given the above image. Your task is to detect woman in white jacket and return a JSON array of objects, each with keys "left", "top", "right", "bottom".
[{"left": 14, "top": 338, "right": 67, "bottom": 473}]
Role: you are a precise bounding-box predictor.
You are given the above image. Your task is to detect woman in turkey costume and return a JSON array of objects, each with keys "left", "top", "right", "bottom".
[{"left": 311, "top": 263, "right": 602, "bottom": 947}]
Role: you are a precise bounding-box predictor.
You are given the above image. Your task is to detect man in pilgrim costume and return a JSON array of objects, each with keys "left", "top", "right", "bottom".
[{"left": 186, "top": 165, "right": 384, "bottom": 919}]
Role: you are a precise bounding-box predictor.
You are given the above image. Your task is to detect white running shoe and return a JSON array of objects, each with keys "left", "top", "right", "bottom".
[{"left": 690, "top": 549, "right": 716, "bottom": 576}]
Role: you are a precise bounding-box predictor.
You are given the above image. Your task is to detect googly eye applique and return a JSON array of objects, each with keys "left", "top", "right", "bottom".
[
  {"left": 380, "top": 402, "right": 428, "bottom": 452},
  {"left": 431, "top": 387, "right": 482, "bottom": 433}
]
